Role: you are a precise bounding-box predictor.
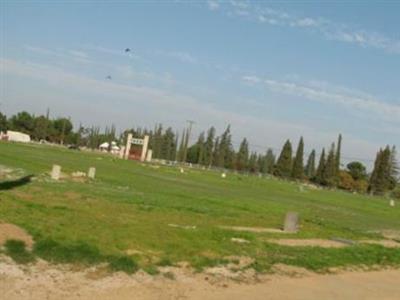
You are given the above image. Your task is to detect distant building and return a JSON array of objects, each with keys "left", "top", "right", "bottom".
[
  {"left": 0, "top": 131, "right": 31, "bottom": 143},
  {"left": 99, "top": 141, "right": 120, "bottom": 154}
]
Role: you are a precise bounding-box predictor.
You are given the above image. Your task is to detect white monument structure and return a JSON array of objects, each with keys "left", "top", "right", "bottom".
[{"left": 124, "top": 134, "right": 150, "bottom": 162}]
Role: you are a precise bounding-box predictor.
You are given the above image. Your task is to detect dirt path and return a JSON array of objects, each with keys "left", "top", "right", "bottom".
[{"left": 1, "top": 257, "right": 399, "bottom": 300}]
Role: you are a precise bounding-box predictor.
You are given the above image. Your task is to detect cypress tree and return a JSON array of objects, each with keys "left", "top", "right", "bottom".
[
  {"left": 274, "top": 140, "right": 292, "bottom": 178},
  {"left": 203, "top": 127, "right": 215, "bottom": 167},
  {"left": 335, "top": 134, "right": 342, "bottom": 175},
  {"left": 388, "top": 146, "right": 399, "bottom": 190},
  {"left": 291, "top": 137, "right": 304, "bottom": 179},
  {"left": 315, "top": 148, "right": 326, "bottom": 183},
  {"left": 196, "top": 132, "right": 205, "bottom": 165},
  {"left": 248, "top": 152, "right": 258, "bottom": 173},
  {"left": 236, "top": 138, "right": 249, "bottom": 171},
  {"left": 305, "top": 149, "right": 316, "bottom": 179},
  {"left": 263, "top": 149, "right": 275, "bottom": 174},
  {"left": 212, "top": 137, "right": 220, "bottom": 167},
  {"left": 177, "top": 129, "right": 186, "bottom": 162},
  {"left": 369, "top": 146, "right": 392, "bottom": 195},
  {"left": 322, "top": 143, "right": 337, "bottom": 186}
]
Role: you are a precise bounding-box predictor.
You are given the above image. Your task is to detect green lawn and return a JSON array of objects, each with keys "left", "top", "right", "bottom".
[{"left": 0, "top": 141, "right": 399, "bottom": 273}]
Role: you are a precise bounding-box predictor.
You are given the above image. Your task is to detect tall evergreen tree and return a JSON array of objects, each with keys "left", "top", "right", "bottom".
[
  {"left": 216, "top": 125, "right": 232, "bottom": 168},
  {"left": 177, "top": 129, "right": 186, "bottom": 162},
  {"left": 335, "top": 134, "right": 342, "bottom": 175},
  {"left": 196, "top": 132, "right": 205, "bottom": 165},
  {"left": 274, "top": 140, "right": 292, "bottom": 178},
  {"left": 248, "top": 152, "right": 258, "bottom": 173},
  {"left": 212, "top": 137, "right": 220, "bottom": 167},
  {"left": 369, "top": 146, "right": 392, "bottom": 195},
  {"left": 322, "top": 143, "right": 337, "bottom": 186},
  {"left": 291, "top": 137, "right": 304, "bottom": 179},
  {"left": 305, "top": 149, "right": 316, "bottom": 179},
  {"left": 263, "top": 149, "right": 275, "bottom": 174},
  {"left": 203, "top": 127, "right": 215, "bottom": 167},
  {"left": 236, "top": 138, "right": 249, "bottom": 171},
  {"left": 0, "top": 112, "right": 8, "bottom": 132},
  {"left": 388, "top": 146, "right": 399, "bottom": 190},
  {"left": 315, "top": 148, "right": 326, "bottom": 183}
]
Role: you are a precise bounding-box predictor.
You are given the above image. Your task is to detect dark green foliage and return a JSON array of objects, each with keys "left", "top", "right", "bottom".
[
  {"left": 0, "top": 111, "right": 8, "bottom": 132},
  {"left": 314, "top": 148, "right": 326, "bottom": 184},
  {"left": 291, "top": 137, "right": 304, "bottom": 179},
  {"left": 274, "top": 140, "right": 292, "bottom": 178},
  {"left": 369, "top": 146, "right": 395, "bottom": 195},
  {"left": 248, "top": 152, "right": 258, "bottom": 173},
  {"left": 4, "top": 240, "right": 35, "bottom": 264},
  {"left": 215, "top": 125, "right": 233, "bottom": 168},
  {"left": 236, "top": 138, "right": 249, "bottom": 171},
  {"left": 262, "top": 149, "right": 275, "bottom": 174},
  {"left": 108, "top": 256, "right": 139, "bottom": 274},
  {"left": 322, "top": 144, "right": 338, "bottom": 186},
  {"left": 305, "top": 149, "right": 316, "bottom": 179},
  {"left": 8, "top": 111, "right": 35, "bottom": 134},
  {"left": 203, "top": 127, "right": 215, "bottom": 166},
  {"left": 347, "top": 161, "right": 367, "bottom": 180},
  {"left": 34, "top": 238, "right": 103, "bottom": 265},
  {"left": 335, "top": 134, "right": 342, "bottom": 175}
]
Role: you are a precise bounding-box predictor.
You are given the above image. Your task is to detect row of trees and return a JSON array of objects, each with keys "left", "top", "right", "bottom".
[{"left": 1, "top": 110, "right": 398, "bottom": 197}]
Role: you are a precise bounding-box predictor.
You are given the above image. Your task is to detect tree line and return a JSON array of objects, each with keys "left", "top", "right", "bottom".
[{"left": 1, "top": 110, "right": 398, "bottom": 198}]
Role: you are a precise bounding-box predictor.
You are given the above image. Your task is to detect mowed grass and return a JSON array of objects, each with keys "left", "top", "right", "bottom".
[{"left": 0, "top": 141, "right": 399, "bottom": 273}]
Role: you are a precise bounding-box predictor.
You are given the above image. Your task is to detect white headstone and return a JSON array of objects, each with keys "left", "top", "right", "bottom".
[
  {"left": 390, "top": 199, "right": 395, "bottom": 207},
  {"left": 180, "top": 168, "right": 184, "bottom": 174},
  {"left": 88, "top": 167, "right": 96, "bottom": 179},
  {"left": 221, "top": 173, "right": 226, "bottom": 178},
  {"left": 51, "top": 165, "right": 61, "bottom": 180}
]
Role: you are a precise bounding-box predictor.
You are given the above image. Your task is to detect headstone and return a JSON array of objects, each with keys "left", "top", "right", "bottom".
[
  {"left": 146, "top": 149, "right": 153, "bottom": 162},
  {"left": 284, "top": 212, "right": 299, "bottom": 233},
  {"left": 221, "top": 173, "right": 226, "bottom": 178},
  {"left": 51, "top": 165, "right": 61, "bottom": 180},
  {"left": 180, "top": 168, "right": 184, "bottom": 174},
  {"left": 390, "top": 199, "right": 395, "bottom": 207},
  {"left": 88, "top": 167, "right": 96, "bottom": 179}
]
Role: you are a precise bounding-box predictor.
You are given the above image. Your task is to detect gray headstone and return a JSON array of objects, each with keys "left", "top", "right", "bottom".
[
  {"left": 51, "top": 165, "right": 61, "bottom": 180},
  {"left": 88, "top": 167, "right": 96, "bottom": 179},
  {"left": 284, "top": 212, "right": 299, "bottom": 233}
]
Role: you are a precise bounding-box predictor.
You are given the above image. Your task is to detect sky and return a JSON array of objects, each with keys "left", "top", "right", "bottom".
[{"left": 1, "top": 1, "right": 399, "bottom": 167}]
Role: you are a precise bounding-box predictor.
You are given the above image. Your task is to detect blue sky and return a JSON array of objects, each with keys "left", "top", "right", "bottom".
[{"left": 1, "top": 1, "right": 399, "bottom": 166}]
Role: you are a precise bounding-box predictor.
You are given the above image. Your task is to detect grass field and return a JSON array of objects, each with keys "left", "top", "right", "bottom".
[{"left": 0, "top": 141, "right": 399, "bottom": 273}]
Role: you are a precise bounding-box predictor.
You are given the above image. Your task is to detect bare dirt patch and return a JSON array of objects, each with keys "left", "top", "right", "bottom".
[
  {"left": 267, "top": 239, "right": 348, "bottom": 248},
  {"left": 360, "top": 240, "right": 400, "bottom": 248},
  {"left": 1, "top": 256, "right": 400, "bottom": 300},
  {"left": 0, "top": 223, "right": 34, "bottom": 249},
  {"left": 219, "top": 226, "right": 289, "bottom": 234}
]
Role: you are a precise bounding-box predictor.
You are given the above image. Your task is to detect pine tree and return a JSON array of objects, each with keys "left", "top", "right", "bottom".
[
  {"left": 197, "top": 132, "right": 205, "bottom": 165},
  {"left": 263, "top": 149, "right": 275, "bottom": 174},
  {"left": 291, "top": 137, "right": 304, "bottom": 179},
  {"left": 335, "top": 134, "right": 342, "bottom": 175},
  {"left": 248, "top": 152, "right": 258, "bottom": 173},
  {"left": 216, "top": 125, "right": 232, "bottom": 168},
  {"left": 369, "top": 146, "right": 392, "bottom": 195},
  {"left": 236, "top": 138, "right": 249, "bottom": 171},
  {"left": 315, "top": 148, "right": 326, "bottom": 183},
  {"left": 388, "top": 146, "right": 399, "bottom": 190},
  {"left": 274, "top": 140, "right": 292, "bottom": 178},
  {"left": 305, "top": 149, "right": 316, "bottom": 179},
  {"left": 212, "top": 137, "right": 220, "bottom": 167},
  {"left": 322, "top": 143, "right": 337, "bottom": 186},
  {"left": 177, "top": 129, "right": 186, "bottom": 162},
  {"left": 203, "top": 127, "right": 215, "bottom": 167}
]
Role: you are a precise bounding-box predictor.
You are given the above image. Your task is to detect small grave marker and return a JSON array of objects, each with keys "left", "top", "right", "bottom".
[
  {"left": 284, "top": 212, "right": 299, "bottom": 233},
  {"left": 390, "top": 199, "right": 395, "bottom": 207},
  {"left": 51, "top": 165, "right": 61, "bottom": 180},
  {"left": 88, "top": 167, "right": 96, "bottom": 179},
  {"left": 221, "top": 173, "right": 226, "bottom": 178}
]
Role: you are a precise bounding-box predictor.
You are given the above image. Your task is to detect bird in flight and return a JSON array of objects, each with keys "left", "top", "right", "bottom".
[
  {"left": 125, "top": 48, "right": 131, "bottom": 53},
  {"left": 106, "top": 75, "right": 112, "bottom": 80}
]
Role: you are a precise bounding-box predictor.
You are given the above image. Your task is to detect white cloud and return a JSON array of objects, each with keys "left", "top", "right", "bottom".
[
  {"left": 207, "top": 3, "right": 400, "bottom": 54},
  {"left": 207, "top": 0, "right": 219, "bottom": 11},
  {"left": 242, "top": 75, "right": 400, "bottom": 123}
]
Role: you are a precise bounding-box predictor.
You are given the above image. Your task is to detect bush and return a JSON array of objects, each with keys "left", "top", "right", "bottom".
[
  {"left": 108, "top": 256, "right": 138, "bottom": 274},
  {"left": 4, "top": 240, "right": 35, "bottom": 264}
]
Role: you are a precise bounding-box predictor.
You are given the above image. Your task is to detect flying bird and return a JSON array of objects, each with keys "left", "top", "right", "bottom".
[
  {"left": 125, "top": 48, "right": 131, "bottom": 53},
  {"left": 106, "top": 75, "right": 112, "bottom": 80}
]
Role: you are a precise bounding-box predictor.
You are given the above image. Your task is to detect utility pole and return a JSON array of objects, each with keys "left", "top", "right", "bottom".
[{"left": 183, "top": 120, "right": 195, "bottom": 162}]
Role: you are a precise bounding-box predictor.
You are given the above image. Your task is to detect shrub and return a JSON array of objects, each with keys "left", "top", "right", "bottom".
[{"left": 4, "top": 240, "right": 35, "bottom": 264}]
